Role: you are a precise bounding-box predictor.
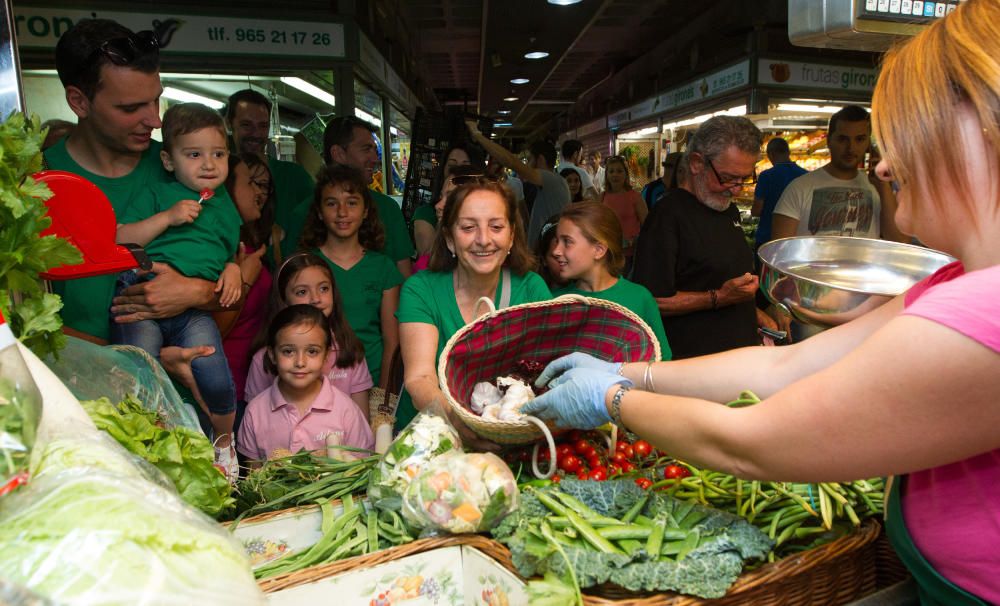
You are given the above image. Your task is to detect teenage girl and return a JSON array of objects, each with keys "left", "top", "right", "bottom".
[
  {"left": 560, "top": 168, "right": 585, "bottom": 203},
  {"left": 300, "top": 165, "right": 402, "bottom": 389},
  {"left": 237, "top": 304, "right": 374, "bottom": 463},
  {"left": 245, "top": 252, "right": 372, "bottom": 419},
  {"left": 602, "top": 156, "right": 648, "bottom": 274},
  {"left": 550, "top": 202, "right": 671, "bottom": 360}
]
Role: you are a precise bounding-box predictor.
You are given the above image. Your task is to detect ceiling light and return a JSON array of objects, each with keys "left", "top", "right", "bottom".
[
  {"left": 510, "top": 78, "right": 530, "bottom": 85},
  {"left": 280, "top": 76, "right": 337, "bottom": 108},
  {"left": 524, "top": 51, "right": 549, "bottom": 60},
  {"left": 503, "top": 96, "right": 519, "bottom": 102},
  {"left": 495, "top": 122, "right": 513, "bottom": 127},
  {"left": 548, "top": 0, "right": 582, "bottom": 4},
  {"left": 497, "top": 110, "right": 512, "bottom": 115},
  {"left": 661, "top": 105, "right": 748, "bottom": 132},
  {"left": 161, "top": 87, "right": 224, "bottom": 110},
  {"left": 777, "top": 103, "right": 843, "bottom": 114},
  {"left": 354, "top": 108, "right": 382, "bottom": 128}
]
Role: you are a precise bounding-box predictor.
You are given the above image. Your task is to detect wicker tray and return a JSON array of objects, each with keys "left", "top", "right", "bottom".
[
  {"left": 583, "top": 519, "right": 882, "bottom": 606},
  {"left": 438, "top": 295, "right": 661, "bottom": 445},
  {"left": 258, "top": 534, "right": 518, "bottom": 593}
]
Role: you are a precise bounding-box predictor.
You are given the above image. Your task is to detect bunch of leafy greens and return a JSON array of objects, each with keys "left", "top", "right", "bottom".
[
  {"left": 81, "top": 396, "right": 234, "bottom": 518},
  {"left": 0, "top": 429, "right": 264, "bottom": 604},
  {"left": 493, "top": 479, "right": 772, "bottom": 599},
  {"left": 0, "top": 113, "right": 82, "bottom": 358}
]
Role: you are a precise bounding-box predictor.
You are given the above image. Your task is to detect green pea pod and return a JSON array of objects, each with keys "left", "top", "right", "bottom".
[{"left": 645, "top": 516, "right": 667, "bottom": 558}]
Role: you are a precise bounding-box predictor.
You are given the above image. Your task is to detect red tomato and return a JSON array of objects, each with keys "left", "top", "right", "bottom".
[
  {"left": 620, "top": 444, "right": 634, "bottom": 458},
  {"left": 551, "top": 474, "right": 562, "bottom": 484},
  {"left": 558, "top": 454, "right": 581, "bottom": 473},
  {"left": 556, "top": 444, "right": 574, "bottom": 458},
  {"left": 635, "top": 477, "right": 653, "bottom": 489},
  {"left": 573, "top": 439, "right": 592, "bottom": 455},
  {"left": 588, "top": 468, "right": 608, "bottom": 481},
  {"left": 621, "top": 461, "right": 636, "bottom": 473},
  {"left": 633, "top": 440, "right": 652, "bottom": 459},
  {"left": 576, "top": 469, "right": 589, "bottom": 480},
  {"left": 587, "top": 454, "right": 602, "bottom": 469},
  {"left": 615, "top": 440, "right": 630, "bottom": 453},
  {"left": 608, "top": 463, "right": 622, "bottom": 476},
  {"left": 611, "top": 452, "right": 627, "bottom": 465},
  {"left": 663, "top": 465, "right": 691, "bottom": 479}
]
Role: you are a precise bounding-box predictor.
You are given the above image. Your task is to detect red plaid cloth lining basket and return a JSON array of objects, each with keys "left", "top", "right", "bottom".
[{"left": 438, "top": 295, "right": 662, "bottom": 445}]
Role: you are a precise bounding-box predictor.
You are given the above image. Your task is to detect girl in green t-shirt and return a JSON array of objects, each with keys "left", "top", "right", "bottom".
[
  {"left": 550, "top": 202, "right": 671, "bottom": 360},
  {"left": 300, "top": 166, "right": 402, "bottom": 389}
]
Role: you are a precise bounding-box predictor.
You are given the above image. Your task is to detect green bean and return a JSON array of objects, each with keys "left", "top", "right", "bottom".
[
  {"left": 646, "top": 516, "right": 667, "bottom": 557},
  {"left": 564, "top": 508, "right": 624, "bottom": 554},
  {"left": 621, "top": 494, "right": 649, "bottom": 524},
  {"left": 367, "top": 510, "right": 379, "bottom": 553}
]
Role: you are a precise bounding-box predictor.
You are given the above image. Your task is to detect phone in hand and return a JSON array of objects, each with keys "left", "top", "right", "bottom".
[{"left": 758, "top": 327, "right": 788, "bottom": 343}]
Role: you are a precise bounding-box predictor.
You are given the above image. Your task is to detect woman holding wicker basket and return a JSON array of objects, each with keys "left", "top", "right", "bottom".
[
  {"left": 523, "top": 1, "right": 1000, "bottom": 602},
  {"left": 396, "top": 176, "right": 551, "bottom": 436}
]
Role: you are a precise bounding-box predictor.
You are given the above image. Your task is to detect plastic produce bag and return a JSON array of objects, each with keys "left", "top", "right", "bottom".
[
  {"left": 0, "top": 315, "right": 42, "bottom": 498},
  {"left": 0, "top": 339, "right": 265, "bottom": 606},
  {"left": 368, "top": 410, "right": 461, "bottom": 513},
  {"left": 43, "top": 336, "right": 200, "bottom": 431},
  {"left": 402, "top": 450, "right": 519, "bottom": 534}
]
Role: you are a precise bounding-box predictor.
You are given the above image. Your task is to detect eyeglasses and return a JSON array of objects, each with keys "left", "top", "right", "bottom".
[
  {"left": 705, "top": 156, "right": 757, "bottom": 187},
  {"left": 91, "top": 30, "right": 160, "bottom": 66},
  {"left": 449, "top": 174, "right": 503, "bottom": 187}
]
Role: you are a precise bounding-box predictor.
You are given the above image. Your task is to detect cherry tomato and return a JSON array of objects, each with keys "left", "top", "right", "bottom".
[
  {"left": 587, "top": 454, "right": 602, "bottom": 469},
  {"left": 611, "top": 452, "right": 628, "bottom": 465},
  {"left": 551, "top": 474, "right": 562, "bottom": 484},
  {"left": 558, "top": 454, "right": 581, "bottom": 474},
  {"left": 576, "top": 469, "right": 589, "bottom": 480},
  {"left": 633, "top": 440, "right": 652, "bottom": 459},
  {"left": 635, "top": 477, "right": 653, "bottom": 490},
  {"left": 621, "top": 444, "right": 634, "bottom": 458},
  {"left": 621, "top": 461, "right": 636, "bottom": 473},
  {"left": 556, "top": 444, "right": 574, "bottom": 458},
  {"left": 663, "top": 464, "right": 691, "bottom": 479},
  {"left": 588, "top": 467, "right": 608, "bottom": 481},
  {"left": 608, "top": 463, "right": 622, "bottom": 476},
  {"left": 573, "top": 439, "right": 591, "bottom": 455},
  {"left": 615, "top": 440, "right": 630, "bottom": 453}
]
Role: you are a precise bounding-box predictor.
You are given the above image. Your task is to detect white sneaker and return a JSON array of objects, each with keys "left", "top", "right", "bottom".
[{"left": 213, "top": 437, "right": 239, "bottom": 484}]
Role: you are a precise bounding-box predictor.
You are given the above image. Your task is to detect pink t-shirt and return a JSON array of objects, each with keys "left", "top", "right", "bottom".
[
  {"left": 244, "top": 339, "right": 373, "bottom": 403},
  {"left": 236, "top": 376, "right": 375, "bottom": 459},
  {"left": 222, "top": 261, "right": 272, "bottom": 402},
  {"left": 602, "top": 190, "right": 642, "bottom": 255},
  {"left": 901, "top": 261, "right": 1000, "bottom": 601}
]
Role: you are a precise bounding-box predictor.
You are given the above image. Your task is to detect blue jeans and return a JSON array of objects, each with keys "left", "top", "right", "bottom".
[{"left": 111, "top": 275, "right": 236, "bottom": 415}]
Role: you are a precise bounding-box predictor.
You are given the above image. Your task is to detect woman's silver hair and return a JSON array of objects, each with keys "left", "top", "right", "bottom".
[{"left": 686, "top": 115, "right": 763, "bottom": 161}]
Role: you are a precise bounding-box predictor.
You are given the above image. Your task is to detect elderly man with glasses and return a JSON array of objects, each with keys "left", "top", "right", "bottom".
[{"left": 632, "top": 115, "right": 779, "bottom": 359}]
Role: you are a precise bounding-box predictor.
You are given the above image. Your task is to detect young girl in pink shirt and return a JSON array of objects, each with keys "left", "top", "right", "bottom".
[
  {"left": 237, "top": 304, "right": 374, "bottom": 462},
  {"left": 244, "top": 253, "right": 372, "bottom": 419}
]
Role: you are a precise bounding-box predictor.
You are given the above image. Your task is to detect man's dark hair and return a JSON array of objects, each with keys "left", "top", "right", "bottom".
[
  {"left": 161, "top": 103, "right": 226, "bottom": 152},
  {"left": 55, "top": 19, "right": 159, "bottom": 99},
  {"left": 560, "top": 139, "right": 583, "bottom": 161},
  {"left": 322, "top": 116, "right": 376, "bottom": 165},
  {"left": 765, "top": 137, "right": 791, "bottom": 157},
  {"left": 225, "top": 89, "right": 272, "bottom": 122},
  {"left": 529, "top": 140, "right": 557, "bottom": 170},
  {"left": 828, "top": 105, "right": 871, "bottom": 135}
]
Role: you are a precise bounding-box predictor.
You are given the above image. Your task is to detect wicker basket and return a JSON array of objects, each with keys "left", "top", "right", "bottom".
[
  {"left": 438, "top": 295, "right": 661, "bottom": 446},
  {"left": 582, "top": 519, "right": 882, "bottom": 606},
  {"left": 257, "top": 534, "right": 517, "bottom": 593}
]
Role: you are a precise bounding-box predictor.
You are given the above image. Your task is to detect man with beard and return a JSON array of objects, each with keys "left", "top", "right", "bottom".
[
  {"left": 225, "top": 89, "right": 314, "bottom": 258},
  {"left": 632, "top": 116, "right": 770, "bottom": 359}
]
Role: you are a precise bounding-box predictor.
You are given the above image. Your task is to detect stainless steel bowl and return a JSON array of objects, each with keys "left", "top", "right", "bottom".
[{"left": 758, "top": 237, "right": 956, "bottom": 328}]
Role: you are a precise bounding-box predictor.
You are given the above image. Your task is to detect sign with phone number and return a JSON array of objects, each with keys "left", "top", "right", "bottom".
[{"left": 13, "top": 7, "right": 346, "bottom": 58}]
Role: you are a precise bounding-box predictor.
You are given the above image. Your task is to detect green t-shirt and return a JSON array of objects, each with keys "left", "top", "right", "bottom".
[
  {"left": 43, "top": 138, "right": 170, "bottom": 341},
  {"left": 412, "top": 204, "right": 437, "bottom": 228},
  {"left": 314, "top": 248, "right": 404, "bottom": 384},
  {"left": 371, "top": 190, "right": 415, "bottom": 263},
  {"left": 554, "top": 278, "right": 672, "bottom": 361},
  {"left": 122, "top": 181, "right": 242, "bottom": 281},
  {"left": 268, "top": 158, "right": 315, "bottom": 259},
  {"left": 395, "top": 269, "right": 552, "bottom": 429}
]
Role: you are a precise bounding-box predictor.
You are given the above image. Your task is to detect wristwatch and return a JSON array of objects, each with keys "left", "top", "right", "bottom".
[{"left": 610, "top": 384, "right": 631, "bottom": 430}]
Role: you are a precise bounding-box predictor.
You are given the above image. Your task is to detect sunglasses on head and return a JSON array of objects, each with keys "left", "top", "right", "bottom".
[
  {"left": 87, "top": 30, "right": 160, "bottom": 68},
  {"left": 449, "top": 174, "right": 502, "bottom": 186}
]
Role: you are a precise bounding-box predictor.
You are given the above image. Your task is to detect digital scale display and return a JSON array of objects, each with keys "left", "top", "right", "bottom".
[{"left": 860, "top": 0, "right": 964, "bottom": 22}]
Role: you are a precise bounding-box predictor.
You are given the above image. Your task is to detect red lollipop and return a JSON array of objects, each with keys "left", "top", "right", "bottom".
[{"left": 197, "top": 188, "right": 214, "bottom": 204}]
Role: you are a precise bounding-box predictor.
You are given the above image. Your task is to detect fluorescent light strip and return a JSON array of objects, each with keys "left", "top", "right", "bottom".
[
  {"left": 524, "top": 51, "right": 549, "bottom": 60},
  {"left": 777, "top": 103, "right": 844, "bottom": 114},
  {"left": 280, "top": 76, "right": 336, "bottom": 108},
  {"left": 662, "top": 105, "right": 746, "bottom": 132},
  {"left": 161, "top": 86, "right": 224, "bottom": 109},
  {"left": 355, "top": 108, "right": 383, "bottom": 128}
]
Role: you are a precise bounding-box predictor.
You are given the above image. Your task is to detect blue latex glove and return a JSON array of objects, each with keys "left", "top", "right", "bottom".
[
  {"left": 534, "top": 352, "right": 623, "bottom": 389},
  {"left": 522, "top": 368, "right": 632, "bottom": 429}
]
